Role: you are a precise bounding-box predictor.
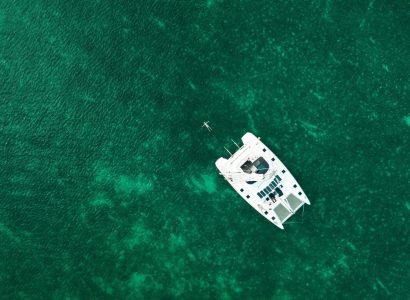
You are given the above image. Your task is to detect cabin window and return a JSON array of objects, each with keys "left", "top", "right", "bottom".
[
  {"left": 240, "top": 160, "right": 253, "bottom": 174},
  {"left": 254, "top": 157, "right": 269, "bottom": 174},
  {"left": 240, "top": 157, "right": 270, "bottom": 175},
  {"left": 246, "top": 195, "right": 250, "bottom": 199}
]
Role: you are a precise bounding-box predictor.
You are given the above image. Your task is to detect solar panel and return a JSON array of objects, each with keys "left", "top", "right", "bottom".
[{"left": 271, "top": 180, "right": 277, "bottom": 188}]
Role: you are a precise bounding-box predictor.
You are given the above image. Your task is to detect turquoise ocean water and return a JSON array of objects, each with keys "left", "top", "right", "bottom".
[{"left": 0, "top": 1, "right": 409, "bottom": 299}]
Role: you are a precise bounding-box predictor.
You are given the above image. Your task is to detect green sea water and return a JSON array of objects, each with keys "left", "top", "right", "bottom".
[{"left": 0, "top": 1, "right": 409, "bottom": 299}]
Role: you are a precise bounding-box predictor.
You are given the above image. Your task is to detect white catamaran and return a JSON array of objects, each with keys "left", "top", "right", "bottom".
[{"left": 215, "top": 132, "right": 310, "bottom": 229}]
